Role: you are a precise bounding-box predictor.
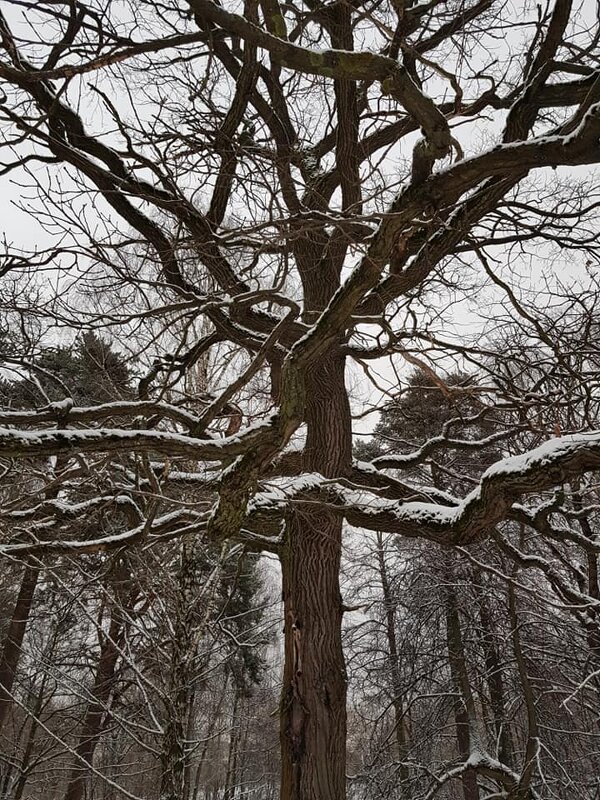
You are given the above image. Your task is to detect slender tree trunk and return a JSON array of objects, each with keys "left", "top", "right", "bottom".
[
  {"left": 160, "top": 538, "right": 220, "bottom": 800},
  {"left": 376, "top": 532, "right": 410, "bottom": 790},
  {"left": 160, "top": 678, "right": 189, "bottom": 800},
  {"left": 183, "top": 680, "right": 204, "bottom": 800},
  {"left": 192, "top": 678, "right": 228, "bottom": 800},
  {"left": 63, "top": 558, "right": 137, "bottom": 800},
  {"left": 160, "top": 556, "right": 195, "bottom": 800},
  {"left": 236, "top": 696, "right": 251, "bottom": 799},
  {"left": 445, "top": 582, "right": 480, "bottom": 800},
  {"left": 507, "top": 582, "right": 537, "bottom": 800},
  {"left": 63, "top": 606, "right": 125, "bottom": 800},
  {"left": 478, "top": 594, "right": 513, "bottom": 767},
  {"left": 0, "top": 455, "right": 68, "bottom": 741},
  {"left": 11, "top": 669, "right": 49, "bottom": 800},
  {"left": 223, "top": 688, "right": 241, "bottom": 800},
  {"left": 280, "top": 350, "right": 351, "bottom": 800},
  {"left": 0, "top": 561, "right": 39, "bottom": 732},
  {"left": 571, "top": 485, "right": 600, "bottom": 665}
]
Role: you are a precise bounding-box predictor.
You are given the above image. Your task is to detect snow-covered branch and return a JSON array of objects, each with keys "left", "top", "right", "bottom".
[{"left": 254, "top": 434, "right": 600, "bottom": 543}]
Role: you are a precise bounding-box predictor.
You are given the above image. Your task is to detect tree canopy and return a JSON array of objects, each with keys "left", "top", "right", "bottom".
[{"left": 1, "top": 0, "right": 600, "bottom": 798}]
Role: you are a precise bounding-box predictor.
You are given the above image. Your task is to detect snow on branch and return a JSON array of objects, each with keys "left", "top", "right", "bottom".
[
  {"left": 0, "top": 400, "right": 213, "bottom": 431},
  {"left": 372, "top": 428, "right": 514, "bottom": 469},
  {"left": 0, "top": 509, "right": 206, "bottom": 557},
  {"left": 252, "top": 434, "right": 600, "bottom": 544},
  {"left": 5, "top": 433, "right": 600, "bottom": 554},
  {"left": 0, "top": 415, "right": 279, "bottom": 462},
  {"left": 349, "top": 433, "right": 600, "bottom": 541}
]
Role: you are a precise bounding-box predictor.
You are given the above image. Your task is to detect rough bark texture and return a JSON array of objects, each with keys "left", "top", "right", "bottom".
[{"left": 280, "top": 351, "right": 351, "bottom": 800}]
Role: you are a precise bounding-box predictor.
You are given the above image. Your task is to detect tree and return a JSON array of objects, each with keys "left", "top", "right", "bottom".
[
  {"left": 1, "top": 1, "right": 600, "bottom": 798},
  {"left": 346, "top": 367, "right": 600, "bottom": 798},
  {"left": 0, "top": 333, "right": 133, "bottom": 743}
]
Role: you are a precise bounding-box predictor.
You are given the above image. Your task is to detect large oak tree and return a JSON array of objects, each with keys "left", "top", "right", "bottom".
[{"left": 1, "top": 0, "right": 600, "bottom": 797}]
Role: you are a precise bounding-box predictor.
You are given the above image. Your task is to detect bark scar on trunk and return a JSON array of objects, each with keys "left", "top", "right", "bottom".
[
  {"left": 288, "top": 609, "right": 307, "bottom": 763},
  {"left": 291, "top": 613, "right": 303, "bottom": 677}
]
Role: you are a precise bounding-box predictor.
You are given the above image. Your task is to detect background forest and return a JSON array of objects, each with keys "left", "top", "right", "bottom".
[{"left": 1, "top": 0, "right": 600, "bottom": 799}]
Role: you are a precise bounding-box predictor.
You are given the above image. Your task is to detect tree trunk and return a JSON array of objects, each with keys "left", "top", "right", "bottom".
[
  {"left": 280, "top": 351, "right": 351, "bottom": 800},
  {"left": 160, "top": 537, "right": 220, "bottom": 800},
  {"left": 571, "top": 484, "right": 600, "bottom": 665},
  {"left": 223, "top": 688, "right": 241, "bottom": 800},
  {"left": 160, "top": 680, "right": 188, "bottom": 800},
  {"left": 478, "top": 593, "right": 513, "bottom": 767},
  {"left": 376, "top": 532, "right": 410, "bottom": 790},
  {"left": 63, "top": 605, "right": 125, "bottom": 800},
  {"left": 507, "top": 582, "right": 538, "bottom": 800},
  {"left": 445, "top": 582, "right": 480, "bottom": 800},
  {"left": 191, "top": 677, "right": 228, "bottom": 800},
  {"left": 11, "top": 669, "right": 49, "bottom": 800},
  {"left": 63, "top": 558, "right": 137, "bottom": 800},
  {"left": 0, "top": 561, "right": 39, "bottom": 732},
  {"left": 159, "top": 565, "right": 194, "bottom": 800},
  {"left": 1, "top": 455, "right": 68, "bottom": 736}
]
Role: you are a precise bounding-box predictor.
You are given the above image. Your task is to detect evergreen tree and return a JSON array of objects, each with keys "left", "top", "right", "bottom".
[{"left": 0, "top": 332, "right": 131, "bottom": 409}]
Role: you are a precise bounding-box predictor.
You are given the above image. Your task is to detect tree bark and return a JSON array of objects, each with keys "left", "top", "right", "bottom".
[
  {"left": 571, "top": 484, "right": 600, "bottom": 665},
  {"left": 160, "top": 680, "right": 189, "bottom": 800},
  {"left": 478, "top": 593, "right": 513, "bottom": 767},
  {"left": 159, "top": 547, "right": 195, "bottom": 800},
  {"left": 191, "top": 677, "right": 228, "bottom": 800},
  {"left": 223, "top": 688, "right": 241, "bottom": 800},
  {"left": 160, "top": 537, "right": 220, "bottom": 800},
  {"left": 0, "top": 561, "right": 39, "bottom": 732},
  {"left": 507, "top": 581, "right": 538, "bottom": 800},
  {"left": 11, "top": 669, "right": 49, "bottom": 800},
  {"left": 279, "top": 350, "right": 351, "bottom": 800}
]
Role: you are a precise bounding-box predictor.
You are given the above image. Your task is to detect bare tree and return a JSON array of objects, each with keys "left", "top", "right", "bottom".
[{"left": 1, "top": 0, "right": 600, "bottom": 797}]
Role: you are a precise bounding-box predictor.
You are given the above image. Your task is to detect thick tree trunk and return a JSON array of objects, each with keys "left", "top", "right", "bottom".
[
  {"left": 280, "top": 351, "right": 351, "bottom": 800},
  {"left": 280, "top": 511, "right": 346, "bottom": 800},
  {"left": 0, "top": 561, "right": 39, "bottom": 732}
]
